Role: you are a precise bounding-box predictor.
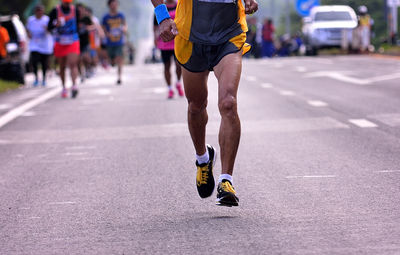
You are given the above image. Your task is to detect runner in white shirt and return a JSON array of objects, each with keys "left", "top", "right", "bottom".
[{"left": 27, "top": 5, "right": 54, "bottom": 86}]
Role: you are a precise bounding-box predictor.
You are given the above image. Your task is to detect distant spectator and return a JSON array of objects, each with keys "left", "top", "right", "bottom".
[
  {"left": 290, "top": 33, "right": 303, "bottom": 56},
  {"left": 0, "top": 23, "right": 10, "bottom": 60},
  {"left": 262, "top": 18, "right": 275, "bottom": 58},
  {"left": 358, "top": 5, "right": 373, "bottom": 53},
  {"left": 27, "top": 5, "right": 54, "bottom": 86},
  {"left": 277, "top": 34, "right": 291, "bottom": 57}
]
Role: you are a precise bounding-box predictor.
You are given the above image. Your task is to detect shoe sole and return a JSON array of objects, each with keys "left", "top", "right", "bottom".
[{"left": 216, "top": 193, "right": 239, "bottom": 207}]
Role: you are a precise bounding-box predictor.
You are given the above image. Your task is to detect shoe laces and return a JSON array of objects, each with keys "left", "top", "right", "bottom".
[
  {"left": 196, "top": 165, "right": 209, "bottom": 186},
  {"left": 221, "top": 181, "right": 236, "bottom": 194}
]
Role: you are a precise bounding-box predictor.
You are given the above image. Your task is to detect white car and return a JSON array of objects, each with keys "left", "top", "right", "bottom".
[
  {"left": 0, "top": 14, "right": 30, "bottom": 83},
  {"left": 302, "top": 5, "right": 358, "bottom": 55}
]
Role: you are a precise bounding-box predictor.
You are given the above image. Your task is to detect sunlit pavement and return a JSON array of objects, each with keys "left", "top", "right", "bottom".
[{"left": 1, "top": 55, "right": 400, "bottom": 254}]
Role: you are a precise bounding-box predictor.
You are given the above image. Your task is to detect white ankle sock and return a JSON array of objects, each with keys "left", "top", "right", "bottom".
[
  {"left": 196, "top": 150, "right": 209, "bottom": 164},
  {"left": 219, "top": 174, "right": 233, "bottom": 184}
]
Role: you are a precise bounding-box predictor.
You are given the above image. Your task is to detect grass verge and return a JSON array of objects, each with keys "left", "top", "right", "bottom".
[
  {"left": 0, "top": 79, "right": 21, "bottom": 94},
  {"left": 378, "top": 44, "right": 400, "bottom": 56}
]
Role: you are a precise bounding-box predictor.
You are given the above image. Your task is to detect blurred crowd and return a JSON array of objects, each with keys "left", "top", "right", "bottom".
[
  {"left": 0, "top": 0, "right": 135, "bottom": 89},
  {"left": 244, "top": 5, "right": 375, "bottom": 59}
]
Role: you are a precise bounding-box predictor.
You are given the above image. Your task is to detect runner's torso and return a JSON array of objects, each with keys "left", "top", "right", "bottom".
[
  {"left": 55, "top": 5, "right": 79, "bottom": 45},
  {"left": 102, "top": 13, "right": 125, "bottom": 46},
  {"left": 175, "top": 0, "right": 247, "bottom": 45}
]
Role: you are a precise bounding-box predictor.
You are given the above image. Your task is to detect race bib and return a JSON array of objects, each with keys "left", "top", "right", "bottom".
[
  {"left": 198, "top": 0, "right": 236, "bottom": 3},
  {"left": 59, "top": 35, "right": 75, "bottom": 45},
  {"left": 110, "top": 27, "right": 122, "bottom": 37}
]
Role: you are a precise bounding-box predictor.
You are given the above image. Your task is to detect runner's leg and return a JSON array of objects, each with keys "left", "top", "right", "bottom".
[
  {"left": 164, "top": 58, "right": 172, "bottom": 86},
  {"left": 115, "top": 55, "right": 123, "bottom": 83},
  {"left": 41, "top": 54, "right": 49, "bottom": 84},
  {"left": 175, "top": 60, "right": 182, "bottom": 81},
  {"left": 31, "top": 52, "right": 39, "bottom": 84},
  {"left": 67, "top": 53, "right": 79, "bottom": 86},
  {"left": 213, "top": 50, "right": 242, "bottom": 175},
  {"left": 174, "top": 59, "right": 184, "bottom": 96},
  {"left": 182, "top": 69, "right": 210, "bottom": 155},
  {"left": 58, "top": 56, "right": 67, "bottom": 88}
]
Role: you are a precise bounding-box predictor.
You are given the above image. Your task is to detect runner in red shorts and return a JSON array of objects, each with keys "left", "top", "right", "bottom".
[{"left": 48, "top": 0, "right": 81, "bottom": 98}]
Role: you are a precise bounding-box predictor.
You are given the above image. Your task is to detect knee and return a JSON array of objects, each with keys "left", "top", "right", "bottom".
[
  {"left": 218, "top": 95, "right": 237, "bottom": 116},
  {"left": 188, "top": 99, "right": 207, "bottom": 115}
]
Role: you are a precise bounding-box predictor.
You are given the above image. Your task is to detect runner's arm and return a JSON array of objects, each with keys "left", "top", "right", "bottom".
[
  {"left": 47, "top": 8, "right": 57, "bottom": 31},
  {"left": 95, "top": 21, "right": 106, "bottom": 40},
  {"left": 243, "top": 0, "right": 258, "bottom": 15},
  {"left": 122, "top": 15, "right": 128, "bottom": 35},
  {"left": 150, "top": 0, "right": 177, "bottom": 42}
]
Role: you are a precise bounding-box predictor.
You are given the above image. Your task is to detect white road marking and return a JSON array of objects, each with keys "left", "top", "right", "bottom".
[
  {"left": 296, "top": 66, "right": 307, "bottom": 73},
  {"left": 143, "top": 87, "right": 167, "bottom": 94},
  {"left": 0, "top": 87, "right": 61, "bottom": 129},
  {"left": 48, "top": 201, "right": 77, "bottom": 205},
  {"left": 369, "top": 113, "right": 400, "bottom": 127},
  {"left": 0, "top": 104, "right": 12, "bottom": 110},
  {"left": 93, "top": 89, "right": 112, "bottom": 96},
  {"left": 286, "top": 175, "right": 336, "bottom": 179},
  {"left": 307, "top": 100, "right": 328, "bottom": 107},
  {"left": 63, "top": 152, "right": 89, "bottom": 156},
  {"left": 29, "top": 217, "right": 41, "bottom": 220},
  {"left": 375, "top": 170, "right": 400, "bottom": 173},
  {"left": 349, "top": 119, "right": 378, "bottom": 128},
  {"left": 66, "top": 146, "right": 97, "bottom": 151},
  {"left": 368, "top": 72, "right": 400, "bottom": 83},
  {"left": 305, "top": 71, "right": 400, "bottom": 85},
  {"left": 261, "top": 83, "right": 273, "bottom": 88},
  {"left": 21, "top": 111, "right": 36, "bottom": 117},
  {"left": 305, "top": 71, "right": 368, "bottom": 85},
  {"left": 279, "top": 90, "right": 295, "bottom": 96},
  {"left": 72, "top": 157, "right": 103, "bottom": 161},
  {"left": 245, "top": 76, "right": 257, "bottom": 82}
]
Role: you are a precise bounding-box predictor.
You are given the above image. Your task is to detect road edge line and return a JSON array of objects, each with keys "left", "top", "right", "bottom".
[{"left": 0, "top": 87, "right": 61, "bottom": 129}]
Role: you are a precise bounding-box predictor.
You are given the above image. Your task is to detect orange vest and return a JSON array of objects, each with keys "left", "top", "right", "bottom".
[{"left": 0, "top": 26, "right": 10, "bottom": 58}]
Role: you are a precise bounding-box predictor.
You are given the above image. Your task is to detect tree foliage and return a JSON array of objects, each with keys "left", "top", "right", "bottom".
[{"left": 0, "top": 0, "right": 58, "bottom": 21}]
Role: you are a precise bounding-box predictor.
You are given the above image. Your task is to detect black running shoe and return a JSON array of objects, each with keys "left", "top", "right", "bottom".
[
  {"left": 196, "top": 144, "right": 216, "bottom": 198},
  {"left": 117, "top": 79, "right": 121, "bottom": 85},
  {"left": 216, "top": 179, "right": 239, "bottom": 207},
  {"left": 71, "top": 86, "right": 79, "bottom": 98}
]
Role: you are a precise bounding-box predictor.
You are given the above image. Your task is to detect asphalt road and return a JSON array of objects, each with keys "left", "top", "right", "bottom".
[{"left": 1, "top": 55, "right": 400, "bottom": 254}]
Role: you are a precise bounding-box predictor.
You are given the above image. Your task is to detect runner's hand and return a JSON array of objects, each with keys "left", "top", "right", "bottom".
[
  {"left": 159, "top": 18, "right": 178, "bottom": 42},
  {"left": 244, "top": 0, "right": 258, "bottom": 15}
]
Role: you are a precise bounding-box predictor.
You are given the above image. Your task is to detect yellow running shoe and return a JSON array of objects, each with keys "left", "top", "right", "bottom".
[
  {"left": 196, "top": 144, "right": 216, "bottom": 198},
  {"left": 216, "top": 179, "right": 239, "bottom": 207}
]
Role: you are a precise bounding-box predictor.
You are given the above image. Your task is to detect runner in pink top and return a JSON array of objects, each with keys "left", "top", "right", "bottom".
[{"left": 153, "top": 0, "right": 183, "bottom": 99}]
